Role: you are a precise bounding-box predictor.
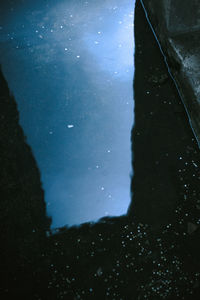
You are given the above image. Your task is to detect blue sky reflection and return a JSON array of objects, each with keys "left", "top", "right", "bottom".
[{"left": 0, "top": 0, "right": 135, "bottom": 228}]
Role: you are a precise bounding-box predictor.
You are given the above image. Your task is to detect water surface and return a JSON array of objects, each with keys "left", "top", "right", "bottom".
[{"left": 0, "top": 0, "right": 135, "bottom": 227}]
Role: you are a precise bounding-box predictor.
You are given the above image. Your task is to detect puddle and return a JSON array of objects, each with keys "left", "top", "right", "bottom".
[{"left": 0, "top": 0, "right": 135, "bottom": 227}]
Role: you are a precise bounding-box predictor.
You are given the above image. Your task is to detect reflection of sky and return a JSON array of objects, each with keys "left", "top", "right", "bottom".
[{"left": 0, "top": 0, "right": 135, "bottom": 228}]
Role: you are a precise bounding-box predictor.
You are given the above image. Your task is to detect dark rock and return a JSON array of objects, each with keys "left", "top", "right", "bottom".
[
  {"left": 0, "top": 67, "right": 51, "bottom": 298},
  {"left": 141, "top": 0, "right": 200, "bottom": 147}
]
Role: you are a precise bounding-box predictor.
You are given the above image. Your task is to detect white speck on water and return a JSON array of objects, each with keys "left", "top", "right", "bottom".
[
  {"left": 67, "top": 125, "right": 74, "bottom": 128},
  {"left": 76, "top": 55, "right": 80, "bottom": 58},
  {"left": 101, "top": 187, "right": 105, "bottom": 191}
]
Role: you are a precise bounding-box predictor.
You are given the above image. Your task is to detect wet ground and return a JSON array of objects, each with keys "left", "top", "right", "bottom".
[{"left": 0, "top": 0, "right": 200, "bottom": 299}]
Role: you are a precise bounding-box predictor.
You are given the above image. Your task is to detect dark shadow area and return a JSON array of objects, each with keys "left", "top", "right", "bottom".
[
  {"left": 0, "top": 68, "right": 51, "bottom": 298},
  {"left": 1, "top": 1, "right": 200, "bottom": 299},
  {"left": 128, "top": 0, "right": 200, "bottom": 228}
]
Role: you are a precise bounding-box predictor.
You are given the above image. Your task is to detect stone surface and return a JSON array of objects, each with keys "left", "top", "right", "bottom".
[
  {"left": 128, "top": 0, "right": 200, "bottom": 228},
  {"left": 141, "top": 0, "right": 200, "bottom": 148}
]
